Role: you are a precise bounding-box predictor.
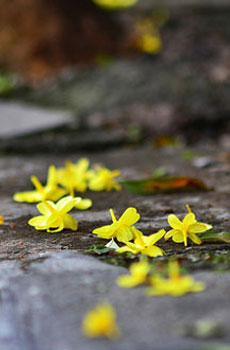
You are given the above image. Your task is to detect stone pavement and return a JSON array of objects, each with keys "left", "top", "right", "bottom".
[{"left": 0, "top": 144, "right": 230, "bottom": 350}]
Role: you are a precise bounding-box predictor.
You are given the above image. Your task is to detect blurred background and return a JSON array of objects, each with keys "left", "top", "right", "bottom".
[{"left": 0, "top": 0, "right": 230, "bottom": 153}]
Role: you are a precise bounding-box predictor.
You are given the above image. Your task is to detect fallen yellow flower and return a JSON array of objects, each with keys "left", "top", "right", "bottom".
[
  {"left": 92, "top": 0, "right": 138, "bottom": 10},
  {"left": 93, "top": 207, "right": 140, "bottom": 243},
  {"left": 136, "top": 18, "right": 162, "bottom": 54},
  {"left": 57, "top": 158, "right": 90, "bottom": 195},
  {"left": 82, "top": 302, "right": 121, "bottom": 339},
  {"left": 0, "top": 216, "right": 4, "bottom": 224},
  {"left": 165, "top": 205, "right": 212, "bottom": 246},
  {"left": 13, "top": 165, "right": 66, "bottom": 203},
  {"left": 147, "top": 260, "right": 205, "bottom": 297},
  {"left": 88, "top": 168, "right": 121, "bottom": 192},
  {"left": 28, "top": 196, "right": 78, "bottom": 232},
  {"left": 117, "top": 260, "right": 150, "bottom": 288},
  {"left": 116, "top": 229, "right": 166, "bottom": 257}
]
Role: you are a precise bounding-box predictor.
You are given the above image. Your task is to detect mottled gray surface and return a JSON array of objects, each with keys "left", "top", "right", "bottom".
[
  {"left": 0, "top": 251, "right": 230, "bottom": 350},
  {"left": 0, "top": 144, "right": 230, "bottom": 350},
  {"left": 0, "top": 101, "right": 72, "bottom": 138}
]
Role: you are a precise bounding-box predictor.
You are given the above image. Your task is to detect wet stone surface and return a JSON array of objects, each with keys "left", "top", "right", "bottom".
[{"left": 0, "top": 144, "right": 230, "bottom": 349}]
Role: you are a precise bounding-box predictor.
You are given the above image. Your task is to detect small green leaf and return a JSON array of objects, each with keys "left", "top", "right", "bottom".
[
  {"left": 85, "top": 244, "right": 111, "bottom": 255},
  {"left": 200, "top": 231, "right": 230, "bottom": 243}
]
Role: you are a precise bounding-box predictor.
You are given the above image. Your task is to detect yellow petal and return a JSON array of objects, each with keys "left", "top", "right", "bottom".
[
  {"left": 88, "top": 178, "right": 104, "bottom": 191},
  {"left": 168, "top": 260, "right": 180, "bottom": 280},
  {"left": 48, "top": 188, "right": 67, "bottom": 202},
  {"left": 0, "top": 216, "right": 4, "bottom": 224},
  {"left": 56, "top": 196, "right": 76, "bottom": 213},
  {"left": 119, "top": 207, "right": 140, "bottom": 226},
  {"left": 75, "top": 198, "right": 92, "bottom": 210},
  {"left": 172, "top": 232, "right": 184, "bottom": 243},
  {"left": 76, "top": 158, "right": 89, "bottom": 173},
  {"left": 47, "top": 216, "right": 64, "bottom": 232},
  {"left": 93, "top": 223, "right": 118, "bottom": 239},
  {"left": 164, "top": 229, "right": 180, "bottom": 240},
  {"left": 31, "top": 175, "right": 44, "bottom": 193},
  {"left": 188, "top": 232, "right": 202, "bottom": 245},
  {"left": 116, "top": 226, "right": 134, "bottom": 243},
  {"left": 188, "top": 223, "right": 212, "bottom": 234},
  {"left": 117, "top": 275, "right": 142, "bottom": 288},
  {"left": 116, "top": 243, "right": 138, "bottom": 254},
  {"left": 110, "top": 209, "right": 117, "bottom": 223},
  {"left": 63, "top": 214, "right": 78, "bottom": 231},
  {"left": 130, "top": 260, "right": 150, "bottom": 277},
  {"left": 46, "top": 165, "right": 57, "bottom": 186},
  {"left": 37, "top": 201, "right": 55, "bottom": 215},
  {"left": 168, "top": 214, "right": 183, "bottom": 229},
  {"left": 46, "top": 213, "right": 59, "bottom": 227},
  {"left": 13, "top": 191, "right": 43, "bottom": 203},
  {"left": 28, "top": 215, "right": 47, "bottom": 229},
  {"left": 186, "top": 204, "right": 192, "bottom": 213},
  {"left": 183, "top": 213, "right": 196, "bottom": 228},
  {"left": 146, "top": 229, "right": 166, "bottom": 246},
  {"left": 143, "top": 246, "right": 165, "bottom": 257}
]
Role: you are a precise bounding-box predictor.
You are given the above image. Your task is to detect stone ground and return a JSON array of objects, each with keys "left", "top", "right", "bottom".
[
  {"left": 0, "top": 5, "right": 230, "bottom": 350},
  {"left": 0, "top": 140, "right": 230, "bottom": 350}
]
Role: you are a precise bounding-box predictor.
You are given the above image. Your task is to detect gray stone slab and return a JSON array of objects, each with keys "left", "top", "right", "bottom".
[
  {"left": 0, "top": 101, "right": 72, "bottom": 138},
  {"left": 0, "top": 251, "right": 230, "bottom": 350}
]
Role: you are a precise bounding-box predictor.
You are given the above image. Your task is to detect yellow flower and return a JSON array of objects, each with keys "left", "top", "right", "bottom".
[
  {"left": 165, "top": 205, "right": 212, "bottom": 246},
  {"left": 28, "top": 196, "right": 78, "bottom": 232},
  {"left": 92, "top": 0, "right": 137, "bottom": 10},
  {"left": 138, "top": 33, "right": 162, "bottom": 54},
  {"left": 147, "top": 260, "right": 205, "bottom": 297},
  {"left": 117, "top": 260, "right": 150, "bottom": 288},
  {"left": 137, "top": 18, "right": 162, "bottom": 54},
  {"left": 0, "top": 216, "right": 4, "bottom": 224},
  {"left": 13, "top": 165, "right": 66, "bottom": 203},
  {"left": 88, "top": 168, "right": 121, "bottom": 192},
  {"left": 93, "top": 207, "right": 140, "bottom": 243},
  {"left": 82, "top": 302, "right": 121, "bottom": 339},
  {"left": 57, "top": 158, "right": 90, "bottom": 195},
  {"left": 116, "top": 229, "right": 166, "bottom": 257}
]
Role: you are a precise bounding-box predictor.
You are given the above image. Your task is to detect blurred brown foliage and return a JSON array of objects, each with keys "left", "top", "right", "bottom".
[{"left": 0, "top": 0, "right": 132, "bottom": 80}]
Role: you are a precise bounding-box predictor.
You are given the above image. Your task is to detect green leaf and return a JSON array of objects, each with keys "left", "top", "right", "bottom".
[
  {"left": 200, "top": 231, "right": 230, "bottom": 243},
  {"left": 85, "top": 244, "right": 111, "bottom": 255},
  {"left": 120, "top": 175, "right": 209, "bottom": 195}
]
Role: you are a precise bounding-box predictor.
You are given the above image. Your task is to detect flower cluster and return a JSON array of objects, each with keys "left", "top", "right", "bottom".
[
  {"left": 93, "top": 207, "right": 166, "bottom": 256},
  {"left": 14, "top": 159, "right": 121, "bottom": 204},
  {"left": 117, "top": 259, "right": 205, "bottom": 297},
  {"left": 11, "top": 157, "right": 214, "bottom": 341},
  {"left": 93, "top": 204, "right": 212, "bottom": 258},
  {"left": 13, "top": 158, "right": 122, "bottom": 233}
]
